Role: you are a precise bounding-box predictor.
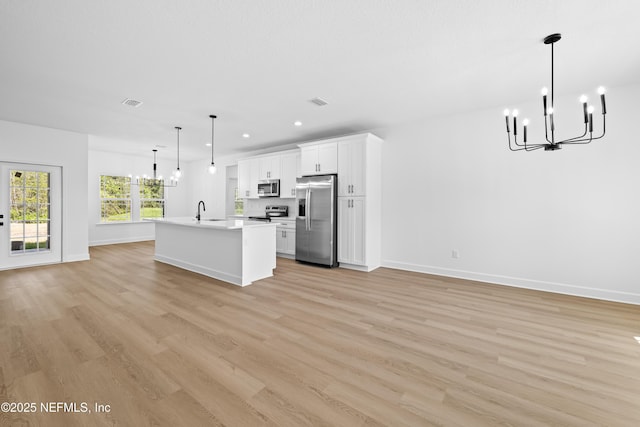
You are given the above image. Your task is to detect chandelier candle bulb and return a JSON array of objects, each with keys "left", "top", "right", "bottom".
[
  {"left": 580, "top": 95, "right": 589, "bottom": 123},
  {"left": 598, "top": 87, "right": 607, "bottom": 114},
  {"left": 523, "top": 119, "right": 529, "bottom": 142},
  {"left": 588, "top": 105, "right": 595, "bottom": 133},
  {"left": 504, "top": 109, "right": 510, "bottom": 132}
]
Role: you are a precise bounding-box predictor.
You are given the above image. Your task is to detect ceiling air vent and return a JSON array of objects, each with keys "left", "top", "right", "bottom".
[
  {"left": 309, "top": 97, "right": 329, "bottom": 107},
  {"left": 121, "top": 98, "right": 143, "bottom": 108}
]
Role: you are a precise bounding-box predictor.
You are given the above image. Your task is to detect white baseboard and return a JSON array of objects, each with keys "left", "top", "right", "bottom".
[
  {"left": 89, "top": 236, "right": 155, "bottom": 247},
  {"left": 382, "top": 260, "right": 640, "bottom": 306},
  {"left": 64, "top": 253, "right": 90, "bottom": 262}
]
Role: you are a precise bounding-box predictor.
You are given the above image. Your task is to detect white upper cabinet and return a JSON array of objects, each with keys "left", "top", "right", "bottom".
[
  {"left": 238, "top": 158, "right": 259, "bottom": 199},
  {"left": 238, "top": 151, "right": 298, "bottom": 199},
  {"left": 299, "top": 142, "right": 337, "bottom": 176},
  {"left": 338, "top": 138, "right": 366, "bottom": 197},
  {"left": 279, "top": 152, "right": 298, "bottom": 198},
  {"left": 258, "top": 155, "right": 281, "bottom": 180}
]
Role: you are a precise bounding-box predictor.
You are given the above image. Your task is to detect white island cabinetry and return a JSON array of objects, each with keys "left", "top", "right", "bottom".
[{"left": 152, "top": 218, "right": 276, "bottom": 286}]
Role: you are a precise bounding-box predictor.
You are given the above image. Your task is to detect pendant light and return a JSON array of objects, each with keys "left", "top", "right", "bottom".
[
  {"left": 503, "top": 33, "right": 608, "bottom": 151},
  {"left": 208, "top": 114, "right": 217, "bottom": 174},
  {"left": 173, "top": 126, "right": 182, "bottom": 179}
]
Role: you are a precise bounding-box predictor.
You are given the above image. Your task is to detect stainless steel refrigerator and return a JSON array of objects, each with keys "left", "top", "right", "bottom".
[{"left": 295, "top": 174, "right": 338, "bottom": 267}]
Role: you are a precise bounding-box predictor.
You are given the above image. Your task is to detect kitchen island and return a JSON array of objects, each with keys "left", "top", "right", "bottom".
[{"left": 150, "top": 217, "right": 277, "bottom": 286}]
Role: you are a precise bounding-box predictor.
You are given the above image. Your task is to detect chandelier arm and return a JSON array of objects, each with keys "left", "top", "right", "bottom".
[
  {"left": 562, "top": 116, "right": 606, "bottom": 143},
  {"left": 544, "top": 115, "right": 553, "bottom": 144},
  {"left": 509, "top": 132, "right": 546, "bottom": 151},
  {"left": 557, "top": 124, "right": 588, "bottom": 143}
]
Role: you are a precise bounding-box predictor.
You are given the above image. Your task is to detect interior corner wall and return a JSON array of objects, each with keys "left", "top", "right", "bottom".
[
  {"left": 0, "top": 119, "right": 89, "bottom": 263},
  {"left": 379, "top": 83, "right": 640, "bottom": 305},
  {"left": 186, "top": 156, "right": 235, "bottom": 221},
  {"left": 88, "top": 138, "right": 190, "bottom": 246}
]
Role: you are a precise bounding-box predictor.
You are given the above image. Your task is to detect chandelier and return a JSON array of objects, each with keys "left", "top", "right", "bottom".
[
  {"left": 130, "top": 126, "right": 182, "bottom": 187},
  {"left": 504, "top": 33, "right": 607, "bottom": 151}
]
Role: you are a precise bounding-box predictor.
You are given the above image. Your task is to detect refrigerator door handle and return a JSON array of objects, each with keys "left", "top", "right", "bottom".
[{"left": 305, "top": 188, "right": 311, "bottom": 231}]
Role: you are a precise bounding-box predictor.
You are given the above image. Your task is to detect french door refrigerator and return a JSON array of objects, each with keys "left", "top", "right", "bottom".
[{"left": 295, "top": 174, "right": 338, "bottom": 267}]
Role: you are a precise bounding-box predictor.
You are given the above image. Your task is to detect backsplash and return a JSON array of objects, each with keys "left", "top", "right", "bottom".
[{"left": 242, "top": 198, "right": 297, "bottom": 217}]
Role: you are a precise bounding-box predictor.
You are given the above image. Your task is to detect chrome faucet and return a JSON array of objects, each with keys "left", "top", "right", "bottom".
[{"left": 196, "top": 200, "right": 206, "bottom": 221}]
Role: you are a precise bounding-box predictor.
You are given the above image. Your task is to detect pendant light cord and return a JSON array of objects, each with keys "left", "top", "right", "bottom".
[
  {"left": 551, "top": 42, "right": 555, "bottom": 109},
  {"left": 210, "top": 115, "right": 216, "bottom": 164}
]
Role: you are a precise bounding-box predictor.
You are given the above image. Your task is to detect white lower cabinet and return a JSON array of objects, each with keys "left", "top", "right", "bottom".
[
  {"left": 276, "top": 222, "right": 296, "bottom": 256},
  {"left": 338, "top": 197, "right": 366, "bottom": 266}
]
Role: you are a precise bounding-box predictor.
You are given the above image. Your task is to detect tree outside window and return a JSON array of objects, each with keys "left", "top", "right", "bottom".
[
  {"left": 140, "top": 179, "right": 165, "bottom": 219},
  {"left": 100, "top": 176, "right": 131, "bottom": 222}
]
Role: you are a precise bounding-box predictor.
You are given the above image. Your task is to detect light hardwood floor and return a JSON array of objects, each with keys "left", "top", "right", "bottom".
[{"left": 1, "top": 241, "right": 639, "bottom": 426}]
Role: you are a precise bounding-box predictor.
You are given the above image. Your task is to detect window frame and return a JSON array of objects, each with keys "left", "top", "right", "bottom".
[
  {"left": 139, "top": 178, "right": 166, "bottom": 220},
  {"left": 99, "top": 175, "right": 132, "bottom": 223}
]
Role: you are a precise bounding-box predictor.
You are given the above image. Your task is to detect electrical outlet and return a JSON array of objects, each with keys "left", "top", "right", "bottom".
[{"left": 452, "top": 250, "right": 459, "bottom": 259}]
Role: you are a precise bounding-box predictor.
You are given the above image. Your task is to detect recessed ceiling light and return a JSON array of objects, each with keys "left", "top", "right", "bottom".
[
  {"left": 242, "top": 133, "right": 250, "bottom": 138},
  {"left": 121, "top": 98, "right": 143, "bottom": 107},
  {"left": 294, "top": 121, "right": 302, "bottom": 126},
  {"left": 205, "top": 143, "right": 212, "bottom": 147},
  {"left": 155, "top": 144, "right": 167, "bottom": 148}
]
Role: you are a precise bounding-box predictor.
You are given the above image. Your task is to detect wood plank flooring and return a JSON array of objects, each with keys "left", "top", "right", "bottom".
[{"left": 1, "top": 241, "right": 639, "bottom": 426}]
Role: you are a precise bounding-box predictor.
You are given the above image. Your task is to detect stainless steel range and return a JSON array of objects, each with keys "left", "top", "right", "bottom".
[{"left": 248, "top": 205, "right": 289, "bottom": 222}]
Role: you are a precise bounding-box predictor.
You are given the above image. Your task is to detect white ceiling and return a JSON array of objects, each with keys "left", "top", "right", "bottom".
[{"left": 1, "top": 0, "right": 639, "bottom": 161}]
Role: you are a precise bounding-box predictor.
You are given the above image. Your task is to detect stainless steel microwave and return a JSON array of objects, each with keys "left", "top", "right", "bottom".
[{"left": 258, "top": 179, "right": 280, "bottom": 197}]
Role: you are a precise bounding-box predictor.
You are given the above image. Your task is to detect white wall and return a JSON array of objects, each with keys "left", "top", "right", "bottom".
[
  {"left": 88, "top": 137, "right": 190, "bottom": 245},
  {"left": 379, "top": 83, "right": 640, "bottom": 304},
  {"left": 0, "top": 119, "right": 89, "bottom": 262}
]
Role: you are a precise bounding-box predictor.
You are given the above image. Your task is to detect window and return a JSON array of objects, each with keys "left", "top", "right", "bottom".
[
  {"left": 234, "top": 187, "right": 243, "bottom": 215},
  {"left": 10, "top": 170, "right": 51, "bottom": 252},
  {"left": 100, "top": 175, "right": 131, "bottom": 222},
  {"left": 140, "top": 179, "right": 165, "bottom": 219}
]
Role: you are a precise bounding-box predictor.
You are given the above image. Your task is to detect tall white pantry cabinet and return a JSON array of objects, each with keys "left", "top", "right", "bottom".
[{"left": 336, "top": 133, "right": 382, "bottom": 271}]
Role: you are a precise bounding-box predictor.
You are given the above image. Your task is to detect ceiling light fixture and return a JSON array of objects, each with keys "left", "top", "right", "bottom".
[
  {"left": 173, "top": 126, "right": 182, "bottom": 179},
  {"left": 242, "top": 133, "right": 250, "bottom": 138},
  {"left": 294, "top": 121, "right": 302, "bottom": 127},
  {"left": 208, "top": 115, "right": 217, "bottom": 175},
  {"left": 130, "top": 149, "right": 178, "bottom": 187},
  {"left": 504, "top": 33, "right": 607, "bottom": 151}
]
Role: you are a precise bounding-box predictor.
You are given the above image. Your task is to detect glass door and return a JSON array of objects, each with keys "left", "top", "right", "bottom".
[{"left": 0, "top": 163, "right": 62, "bottom": 269}]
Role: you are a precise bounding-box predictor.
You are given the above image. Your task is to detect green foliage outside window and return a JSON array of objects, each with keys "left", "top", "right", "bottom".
[
  {"left": 100, "top": 175, "right": 131, "bottom": 222},
  {"left": 140, "top": 179, "right": 165, "bottom": 219},
  {"left": 10, "top": 171, "right": 50, "bottom": 221},
  {"left": 234, "top": 187, "right": 243, "bottom": 215}
]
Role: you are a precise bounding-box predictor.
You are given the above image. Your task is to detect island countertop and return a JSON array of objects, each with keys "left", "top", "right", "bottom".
[{"left": 147, "top": 217, "right": 279, "bottom": 230}]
